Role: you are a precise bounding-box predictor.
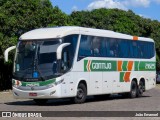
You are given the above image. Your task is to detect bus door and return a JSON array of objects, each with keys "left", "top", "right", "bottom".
[
  {"left": 102, "top": 72, "right": 112, "bottom": 94},
  {"left": 61, "top": 72, "right": 74, "bottom": 97},
  {"left": 61, "top": 50, "right": 75, "bottom": 97}
]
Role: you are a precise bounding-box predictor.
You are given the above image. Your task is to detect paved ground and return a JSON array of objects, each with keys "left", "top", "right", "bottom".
[{"left": 0, "top": 84, "right": 160, "bottom": 120}]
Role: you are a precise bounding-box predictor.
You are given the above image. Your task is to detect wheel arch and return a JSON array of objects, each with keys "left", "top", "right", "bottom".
[
  {"left": 139, "top": 77, "right": 146, "bottom": 91},
  {"left": 75, "top": 79, "right": 88, "bottom": 95},
  {"left": 131, "top": 78, "right": 138, "bottom": 87}
]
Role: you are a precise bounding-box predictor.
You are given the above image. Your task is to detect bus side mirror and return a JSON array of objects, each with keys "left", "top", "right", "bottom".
[
  {"left": 4, "top": 46, "right": 16, "bottom": 62},
  {"left": 56, "top": 43, "right": 70, "bottom": 60}
]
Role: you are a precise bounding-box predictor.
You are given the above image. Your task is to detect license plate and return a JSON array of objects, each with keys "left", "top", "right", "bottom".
[{"left": 29, "top": 93, "right": 37, "bottom": 96}]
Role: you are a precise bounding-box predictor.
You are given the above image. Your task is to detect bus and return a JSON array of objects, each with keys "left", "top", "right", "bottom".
[{"left": 4, "top": 26, "right": 156, "bottom": 104}]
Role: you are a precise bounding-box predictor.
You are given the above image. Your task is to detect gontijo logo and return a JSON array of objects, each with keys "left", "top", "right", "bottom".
[
  {"left": 92, "top": 63, "right": 112, "bottom": 70},
  {"left": 84, "top": 60, "right": 117, "bottom": 72}
]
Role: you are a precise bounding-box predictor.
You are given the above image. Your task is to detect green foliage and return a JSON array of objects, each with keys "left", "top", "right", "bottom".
[
  {"left": 0, "top": 0, "right": 54, "bottom": 37},
  {"left": 48, "top": 6, "right": 69, "bottom": 26},
  {"left": 70, "top": 8, "right": 160, "bottom": 70},
  {"left": 0, "top": 0, "right": 67, "bottom": 90},
  {"left": 0, "top": 0, "right": 67, "bottom": 58}
]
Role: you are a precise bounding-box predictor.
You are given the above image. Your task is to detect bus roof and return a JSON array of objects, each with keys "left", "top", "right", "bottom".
[{"left": 20, "top": 26, "right": 154, "bottom": 42}]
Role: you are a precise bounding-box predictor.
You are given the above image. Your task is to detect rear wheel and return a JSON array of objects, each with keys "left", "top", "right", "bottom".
[
  {"left": 73, "top": 83, "right": 87, "bottom": 104},
  {"left": 33, "top": 99, "right": 48, "bottom": 105},
  {"left": 137, "top": 81, "right": 144, "bottom": 97},
  {"left": 129, "top": 81, "right": 137, "bottom": 98}
]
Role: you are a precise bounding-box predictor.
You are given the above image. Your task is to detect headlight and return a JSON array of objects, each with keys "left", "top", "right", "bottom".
[
  {"left": 46, "top": 79, "right": 63, "bottom": 88},
  {"left": 54, "top": 79, "right": 64, "bottom": 86}
]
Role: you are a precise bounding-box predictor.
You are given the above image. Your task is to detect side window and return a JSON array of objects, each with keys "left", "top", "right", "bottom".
[
  {"left": 63, "top": 34, "right": 78, "bottom": 53},
  {"left": 99, "top": 38, "right": 106, "bottom": 57},
  {"left": 78, "top": 36, "right": 155, "bottom": 59},
  {"left": 108, "top": 38, "right": 119, "bottom": 57},
  {"left": 137, "top": 41, "right": 143, "bottom": 58},
  {"left": 131, "top": 41, "right": 138, "bottom": 58},
  {"left": 105, "top": 38, "right": 110, "bottom": 57},
  {"left": 78, "top": 35, "right": 92, "bottom": 60},
  {"left": 146, "top": 42, "right": 150, "bottom": 58},
  {"left": 92, "top": 37, "right": 103, "bottom": 57},
  {"left": 129, "top": 41, "right": 154, "bottom": 59},
  {"left": 119, "top": 39, "right": 129, "bottom": 58},
  {"left": 141, "top": 42, "right": 147, "bottom": 58},
  {"left": 62, "top": 35, "right": 78, "bottom": 71},
  {"left": 148, "top": 42, "right": 154, "bottom": 58}
]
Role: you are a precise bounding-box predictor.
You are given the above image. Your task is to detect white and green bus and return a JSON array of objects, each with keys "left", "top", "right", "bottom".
[{"left": 4, "top": 26, "right": 156, "bottom": 104}]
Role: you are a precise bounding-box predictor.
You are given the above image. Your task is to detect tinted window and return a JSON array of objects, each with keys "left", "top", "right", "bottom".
[
  {"left": 119, "top": 39, "right": 129, "bottom": 58},
  {"left": 78, "top": 35, "right": 92, "bottom": 59},
  {"left": 62, "top": 34, "right": 78, "bottom": 70},
  {"left": 78, "top": 35, "right": 155, "bottom": 60}
]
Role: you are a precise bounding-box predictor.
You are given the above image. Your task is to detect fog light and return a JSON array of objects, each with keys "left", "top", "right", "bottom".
[{"left": 50, "top": 91, "right": 56, "bottom": 96}]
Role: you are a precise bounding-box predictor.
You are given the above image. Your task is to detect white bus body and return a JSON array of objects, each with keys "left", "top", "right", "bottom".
[{"left": 5, "top": 26, "right": 156, "bottom": 104}]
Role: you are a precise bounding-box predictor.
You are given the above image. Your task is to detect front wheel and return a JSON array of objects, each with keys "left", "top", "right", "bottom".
[{"left": 73, "top": 83, "right": 87, "bottom": 104}]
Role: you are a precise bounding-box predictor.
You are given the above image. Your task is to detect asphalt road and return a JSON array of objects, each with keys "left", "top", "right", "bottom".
[{"left": 0, "top": 85, "right": 160, "bottom": 120}]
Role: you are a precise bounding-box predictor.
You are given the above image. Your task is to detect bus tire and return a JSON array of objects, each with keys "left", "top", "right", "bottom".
[
  {"left": 74, "top": 83, "right": 87, "bottom": 104},
  {"left": 33, "top": 99, "right": 48, "bottom": 105},
  {"left": 129, "top": 80, "right": 137, "bottom": 98},
  {"left": 137, "top": 81, "right": 144, "bottom": 97}
]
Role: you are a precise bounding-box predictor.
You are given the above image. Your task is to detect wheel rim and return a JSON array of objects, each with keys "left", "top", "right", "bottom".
[
  {"left": 77, "top": 88, "right": 84, "bottom": 99},
  {"left": 131, "top": 83, "right": 137, "bottom": 96}
]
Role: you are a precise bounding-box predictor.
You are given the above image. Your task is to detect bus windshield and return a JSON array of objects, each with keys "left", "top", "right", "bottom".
[{"left": 13, "top": 39, "right": 62, "bottom": 81}]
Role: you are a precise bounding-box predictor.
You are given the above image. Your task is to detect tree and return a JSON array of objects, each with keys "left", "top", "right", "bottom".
[
  {"left": 70, "top": 8, "right": 160, "bottom": 70},
  {"left": 48, "top": 6, "right": 69, "bottom": 26},
  {"left": 0, "top": 0, "right": 54, "bottom": 37},
  {"left": 0, "top": 0, "right": 68, "bottom": 90}
]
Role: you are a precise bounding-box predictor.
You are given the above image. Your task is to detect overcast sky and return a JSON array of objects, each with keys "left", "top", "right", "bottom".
[{"left": 50, "top": 0, "right": 160, "bottom": 21}]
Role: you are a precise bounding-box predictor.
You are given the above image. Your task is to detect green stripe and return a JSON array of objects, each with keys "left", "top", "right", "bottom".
[
  {"left": 134, "top": 61, "right": 156, "bottom": 71},
  {"left": 84, "top": 60, "right": 88, "bottom": 72},
  {"left": 120, "top": 72, "right": 125, "bottom": 82},
  {"left": 21, "top": 78, "right": 56, "bottom": 87},
  {"left": 122, "top": 61, "right": 128, "bottom": 71},
  {"left": 84, "top": 60, "right": 156, "bottom": 72},
  {"left": 134, "top": 61, "right": 139, "bottom": 71}
]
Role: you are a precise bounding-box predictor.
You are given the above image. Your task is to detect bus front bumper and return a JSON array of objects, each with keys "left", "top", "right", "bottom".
[{"left": 12, "top": 86, "right": 60, "bottom": 99}]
